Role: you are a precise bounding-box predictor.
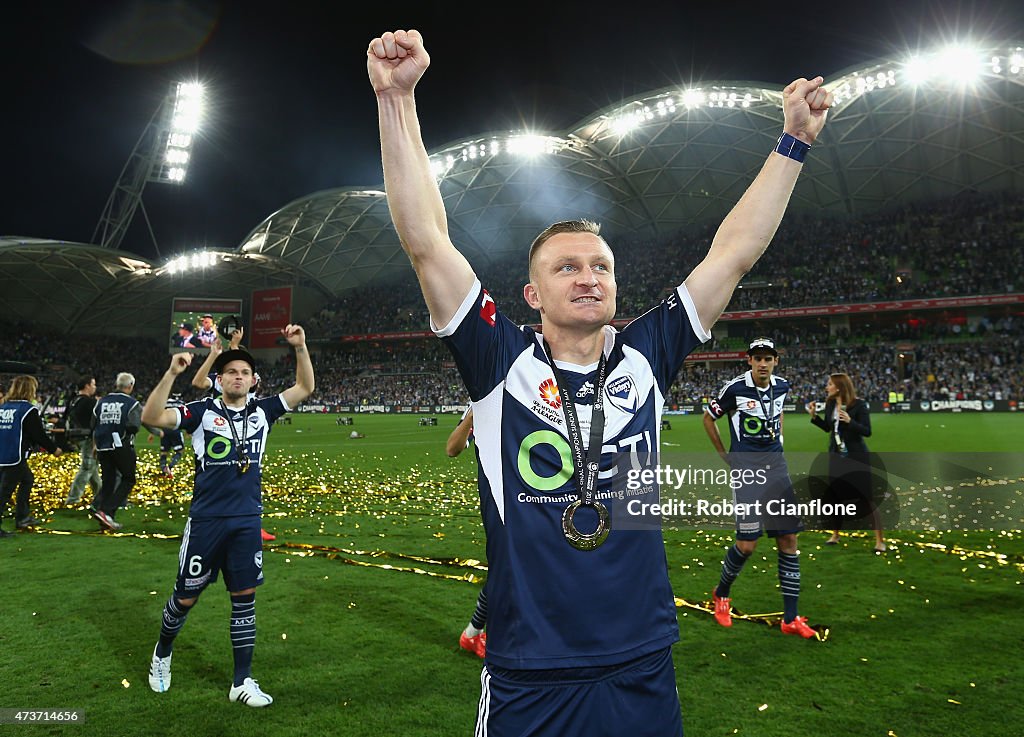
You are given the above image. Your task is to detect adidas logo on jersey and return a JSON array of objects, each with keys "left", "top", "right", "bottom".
[{"left": 576, "top": 381, "right": 595, "bottom": 398}]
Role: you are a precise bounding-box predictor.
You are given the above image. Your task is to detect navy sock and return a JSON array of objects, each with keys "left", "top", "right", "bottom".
[
  {"left": 157, "top": 596, "right": 195, "bottom": 657},
  {"left": 230, "top": 593, "right": 257, "bottom": 686},
  {"left": 715, "top": 544, "right": 750, "bottom": 599},
  {"left": 778, "top": 551, "right": 801, "bottom": 623}
]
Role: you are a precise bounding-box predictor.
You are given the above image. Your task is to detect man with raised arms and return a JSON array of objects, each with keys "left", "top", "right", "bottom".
[{"left": 368, "top": 28, "right": 831, "bottom": 735}]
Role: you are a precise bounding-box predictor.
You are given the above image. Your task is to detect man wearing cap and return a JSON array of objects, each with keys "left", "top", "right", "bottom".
[
  {"left": 703, "top": 337, "right": 815, "bottom": 638},
  {"left": 140, "top": 324, "right": 314, "bottom": 707},
  {"left": 174, "top": 322, "right": 203, "bottom": 349},
  {"left": 197, "top": 314, "right": 218, "bottom": 348},
  {"left": 190, "top": 327, "right": 276, "bottom": 542}
]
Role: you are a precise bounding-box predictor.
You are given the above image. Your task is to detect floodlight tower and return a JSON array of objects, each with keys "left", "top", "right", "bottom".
[{"left": 92, "top": 81, "right": 203, "bottom": 255}]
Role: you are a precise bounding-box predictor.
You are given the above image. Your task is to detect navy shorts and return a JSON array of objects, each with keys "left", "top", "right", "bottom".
[
  {"left": 174, "top": 516, "right": 264, "bottom": 598},
  {"left": 476, "top": 647, "right": 683, "bottom": 737},
  {"left": 732, "top": 456, "right": 803, "bottom": 540},
  {"left": 161, "top": 432, "right": 184, "bottom": 452}
]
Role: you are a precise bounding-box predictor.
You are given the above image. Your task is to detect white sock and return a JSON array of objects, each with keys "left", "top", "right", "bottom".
[{"left": 464, "top": 624, "right": 483, "bottom": 637}]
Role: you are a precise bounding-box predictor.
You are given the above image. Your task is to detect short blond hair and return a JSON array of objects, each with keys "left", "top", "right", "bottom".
[{"left": 528, "top": 219, "right": 604, "bottom": 277}]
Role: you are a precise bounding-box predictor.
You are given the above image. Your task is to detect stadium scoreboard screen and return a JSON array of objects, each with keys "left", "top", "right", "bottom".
[{"left": 169, "top": 297, "right": 243, "bottom": 354}]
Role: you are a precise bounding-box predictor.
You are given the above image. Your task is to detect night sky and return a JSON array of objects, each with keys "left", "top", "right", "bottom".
[{"left": 5, "top": 0, "right": 1022, "bottom": 265}]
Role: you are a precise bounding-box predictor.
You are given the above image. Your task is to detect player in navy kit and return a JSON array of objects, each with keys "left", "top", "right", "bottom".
[
  {"left": 369, "top": 28, "right": 832, "bottom": 735},
  {"left": 155, "top": 396, "right": 186, "bottom": 477},
  {"left": 140, "top": 324, "right": 314, "bottom": 707},
  {"left": 703, "top": 337, "right": 815, "bottom": 638}
]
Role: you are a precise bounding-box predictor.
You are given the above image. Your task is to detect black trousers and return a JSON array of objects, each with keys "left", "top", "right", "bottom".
[
  {"left": 0, "top": 460, "right": 33, "bottom": 524},
  {"left": 96, "top": 447, "right": 137, "bottom": 516}
]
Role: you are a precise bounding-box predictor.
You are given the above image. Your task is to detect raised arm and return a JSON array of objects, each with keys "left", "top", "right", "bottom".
[
  {"left": 142, "top": 353, "right": 194, "bottom": 429},
  {"left": 446, "top": 409, "right": 474, "bottom": 457},
  {"left": 280, "top": 324, "right": 314, "bottom": 408},
  {"left": 368, "top": 29, "right": 476, "bottom": 328},
  {"left": 684, "top": 77, "right": 833, "bottom": 333},
  {"left": 191, "top": 337, "right": 221, "bottom": 391}
]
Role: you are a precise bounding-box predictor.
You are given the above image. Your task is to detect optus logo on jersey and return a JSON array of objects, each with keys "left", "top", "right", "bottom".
[{"left": 516, "top": 429, "right": 654, "bottom": 492}]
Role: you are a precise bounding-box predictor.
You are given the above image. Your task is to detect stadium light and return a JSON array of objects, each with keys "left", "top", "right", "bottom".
[
  {"left": 159, "top": 81, "right": 205, "bottom": 185},
  {"left": 901, "top": 55, "right": 932, "bottom": 86},
  {"left": 936, "top": 44, "right": 982, "bottom": 84},
  {"left": 164, "top": 250, "right": 228, "bottom": 275},
  {"left": 903, "top": 45, "right": 983, "bottom": 88},
  {"left": 1010, "top": 48, "right": 1023, "bottom": 74},
  {"left": 681, "top": 89, "right": 705, "bottom": 109}
]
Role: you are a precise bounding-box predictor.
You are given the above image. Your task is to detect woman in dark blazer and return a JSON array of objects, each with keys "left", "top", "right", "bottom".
[{"left": 807, "top": 373, "right": 886, "bottom": 552}]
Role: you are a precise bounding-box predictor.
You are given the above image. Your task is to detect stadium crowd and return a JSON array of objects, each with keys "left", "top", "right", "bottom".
[
  {"left": 305, "top": 190, "right": 1024, "bottom": 335},
  {"left": 3, "top": 191, "right": 1022, "bottom": 414}
]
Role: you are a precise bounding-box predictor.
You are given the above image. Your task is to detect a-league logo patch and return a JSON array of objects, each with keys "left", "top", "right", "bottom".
[
  {"left": 538, "top": 378, "right": 561, "bottom": 409},
  {"left": 606, "top": 374, "right": 638, "bottom": 414},
  {"left": 479, "top": 290, "right": 496, "bottom": 327}
]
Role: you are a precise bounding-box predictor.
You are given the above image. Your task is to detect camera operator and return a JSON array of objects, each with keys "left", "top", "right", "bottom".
[{"left": 64, "top": 375, "right": 101, "bottom": 505}]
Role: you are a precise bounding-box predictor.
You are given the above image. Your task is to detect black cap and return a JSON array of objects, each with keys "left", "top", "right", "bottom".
[
  {"left": 213, "top": 349, "right": 256, "bottom": 374},
  {"left": 179, "top": 322, "right": 194, "bottom": 332},
  {"left": 747, "top": 337, "right": 778, "bottom": 356}
]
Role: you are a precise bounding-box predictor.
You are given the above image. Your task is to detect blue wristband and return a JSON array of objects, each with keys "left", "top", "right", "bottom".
[{"left": 774, "top": 132, "right": 810, "bottom": 162}]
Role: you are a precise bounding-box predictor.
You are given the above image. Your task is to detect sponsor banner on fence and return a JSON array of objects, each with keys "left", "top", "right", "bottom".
[{"left": 297, "top": 404, "right": 470, "bottom": 414}]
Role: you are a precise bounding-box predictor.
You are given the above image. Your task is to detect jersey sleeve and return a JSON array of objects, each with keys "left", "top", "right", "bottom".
[
  {"left": 433, "top": 278, "right": 531, "bottom": 402},
  {"left": 707, "top": 382, "right": 737, "bottom": 419},
  {"left": 620, "top": 282, "right": 712, "bottom": 394},
  {"left": 258, "top": 395, "right": 290, "bottom": 424},
  {"left": 177, "top": 400, "right": 205, "bottom": 433}
]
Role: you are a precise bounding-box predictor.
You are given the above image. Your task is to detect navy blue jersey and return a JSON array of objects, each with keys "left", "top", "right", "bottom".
[
  {"left": 93, "top": 392, "right": 142, "bottom": 451},
  {"left": 436, "top": 279, "right": 710, "bottom": 669},
  {"left": 706, "top": 371, "right": 789, "bottom": 452},
  {"left": 161, "top": 398, "right": 186, "bottom": 449},
  {"left": 175, "top": 395, "right": 290, "bottom": 519},
  {"left": 0, "top": 401, "right": 38, "bottom": 465}
]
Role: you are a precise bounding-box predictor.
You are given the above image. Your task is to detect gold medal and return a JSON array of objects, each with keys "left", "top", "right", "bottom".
[{"left": 562, "top": 498, "right": 610, "bottom": 551}]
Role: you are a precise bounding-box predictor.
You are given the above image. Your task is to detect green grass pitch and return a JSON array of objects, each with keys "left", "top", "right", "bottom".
[{"left": 1, "top": 412, "right": 1021, "bottom": 736}]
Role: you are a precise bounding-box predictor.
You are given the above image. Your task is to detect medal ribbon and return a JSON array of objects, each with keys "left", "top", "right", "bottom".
[
  {"left": 218, "top": 398, "right": 251, "bottom": 472},
  {"left": 543, "top": 343, "right": 608, "bottom": 508}
]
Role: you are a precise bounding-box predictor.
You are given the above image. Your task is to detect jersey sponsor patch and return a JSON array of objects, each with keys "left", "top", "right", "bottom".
[
  {"left": 479, "top": 290, "right": 497, "bottom": 327},
  {"left": 538, "top": 378, "right": 561, "bottom": 409},
  {"left": 606, "top": 374, "right": 638, "bottom": 414}
]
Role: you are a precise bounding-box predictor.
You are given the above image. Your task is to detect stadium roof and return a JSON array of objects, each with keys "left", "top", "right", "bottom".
[
  {"left": 0, "top": 238, "right": 324, "bottom": 337},
  {"left": 241, "top": 41, "right": 1024, "bottom": 294},
  {"left": 4, "top": 41, "right": 1023, "bottom": 334}
]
